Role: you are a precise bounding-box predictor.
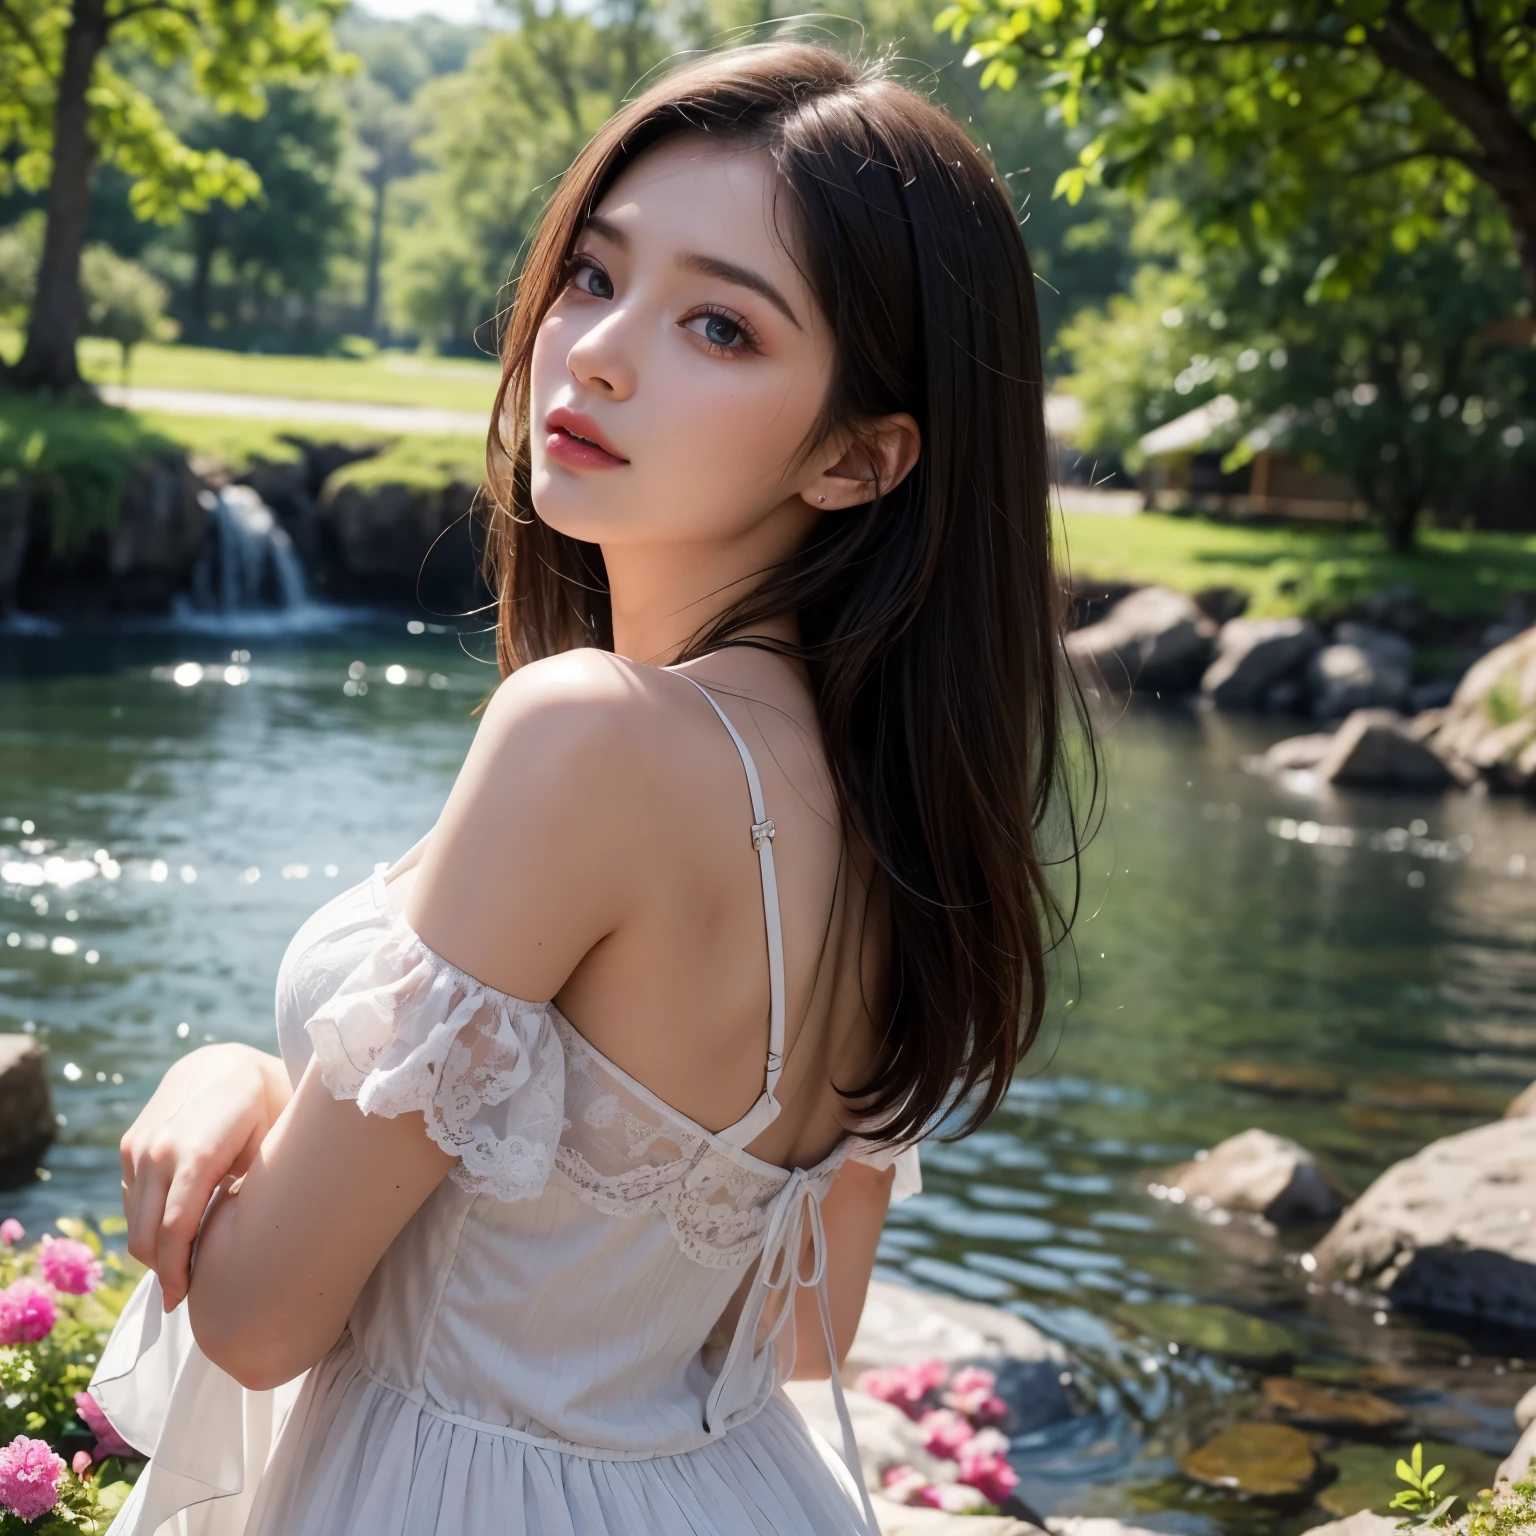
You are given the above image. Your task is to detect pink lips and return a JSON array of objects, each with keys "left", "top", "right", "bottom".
[{"left": 544, "top": 408, "right": 628, "bottom": 469}]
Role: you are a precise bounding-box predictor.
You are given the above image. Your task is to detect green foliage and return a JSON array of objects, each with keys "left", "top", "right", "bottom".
[
  {"left": 1392, "top": 1442, "right": 1457, "bottom": 1527},
  {"left": 327, "top": 432, "right": 485, "bottom": 493},
  {"left": 0, "top": 1217, "right": 144, "bottom": 1534},
  {"left": 1460, "top": 1470, "right": 1536, "bottom": 1536},
  {"left": 0, "top": 395, "right": 177, "bottom": 547},
  {"left": 78, "top": 245, "right": 171, "bottom": 379},
  {"left": 0, "top": 214, "right": 41, "bottom": 325},
  {"left": 1058, "top": 195, "right": 1536, "bottom": 545},
  {"left": 1057, "top": 511, "right": 1536, "bottom": 622},
  {"left": 932, "top": 0, "right": 1536, "bottom": 302},
  {"left": 0, "top": 0, "right": 348, "bottom": 223}
]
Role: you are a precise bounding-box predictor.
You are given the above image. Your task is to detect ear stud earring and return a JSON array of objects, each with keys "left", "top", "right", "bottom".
[{"left": 817, "top": 494, "right": 825, "bottom": 504}]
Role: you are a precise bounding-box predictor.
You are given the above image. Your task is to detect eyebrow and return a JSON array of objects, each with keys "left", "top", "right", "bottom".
[{"left": 579, "top": 216, "right": 801, "bottom": 330}]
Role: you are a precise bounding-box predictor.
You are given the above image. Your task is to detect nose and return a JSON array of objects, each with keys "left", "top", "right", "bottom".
[{"left": 565, "top": 306, "right": 636, "bottom": 401}]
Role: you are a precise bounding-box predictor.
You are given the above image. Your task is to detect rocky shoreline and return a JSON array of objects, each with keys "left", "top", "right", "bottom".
[
  {"left": 3, "top": 1026, "right": 1533, "bottom": 1533},
  {"left": 1069, "top": 581, "right": 1536, "bottom": 797}
]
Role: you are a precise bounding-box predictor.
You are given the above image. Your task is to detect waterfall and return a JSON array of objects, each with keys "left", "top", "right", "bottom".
[{"left": 187, "top": 486, "right": 309, "bottom": 614}]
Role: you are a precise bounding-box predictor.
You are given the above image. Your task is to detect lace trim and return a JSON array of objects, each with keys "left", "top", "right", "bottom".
[
  {"left": 296, "top": 909, "right": 905, "bottom": 1262},
  {"left": 304, "top": 924, "right": 566, "bottom": 1205}
]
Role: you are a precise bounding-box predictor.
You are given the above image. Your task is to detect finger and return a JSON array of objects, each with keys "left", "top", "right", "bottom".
[
  {"left": 124, "top": 1160, "right": 170, "bottom": 1272},
  {"left": 157, "top": 1150, "right": 227, "bottom": 1310}
]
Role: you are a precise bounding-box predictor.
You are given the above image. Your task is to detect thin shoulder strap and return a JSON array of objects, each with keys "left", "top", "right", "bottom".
[{"left": 675, "top": 674, "right": 785, "bottom": 1148}]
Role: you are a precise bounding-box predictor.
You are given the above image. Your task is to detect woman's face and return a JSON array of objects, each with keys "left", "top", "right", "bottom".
[{"left": 529, "top": 135, "right": 838, "bottom": 550}]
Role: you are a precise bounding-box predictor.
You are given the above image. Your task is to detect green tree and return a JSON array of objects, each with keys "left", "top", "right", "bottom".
[
  {"left": 176, "top": 82, "right": 355, "bottom": 344},
  {"left": 1061, "top": 201, "right": 1536, "bottom": 550},
  {"left": 934, "top": 0, "right": 1536, "bottom": 308},
  {"left": 0, "top": 0, "right": 346, "bottom": 393},
  {"left": 79, "top": 240, "right": 170, "bottom": 378}
]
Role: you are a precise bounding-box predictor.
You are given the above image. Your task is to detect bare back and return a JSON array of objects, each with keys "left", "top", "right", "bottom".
[{"left": 391, "top": 645, "right": 887, "bottom": 1174}]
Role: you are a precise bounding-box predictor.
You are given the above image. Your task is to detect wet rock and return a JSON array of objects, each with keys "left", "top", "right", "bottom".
[
  {"left": 846, "top": 1280, "right": 1073, "bottom": 1433},
  {"left": 1517, "top": 1384, "right": 1536, "bottom": 1432},
  {"left": 1201, "top": 617, "right": 1323, "bottom": 709},
  {"left": 1310, "top": 625, "right": 1415, "bottom": 719},
  {"left": 0, "top": 1035, "right": 53, "bottom": 1175},
  {"left": 1501, "top": 1420, "right": 1536, "bottom": 1484},
  {"left": 1315, "top": 710, "right": 1454, "bottom": 789},
  {"left": 1420, "top": 624, "right": 1536, "bottom": 792},
  {"left": 1317, "top": 1441, "right": 1498, "bottom": 1520},
  {"left": 1117, "top": 1301, "right": 1303, "bottom": 1363},
  {"left": 1260, "top": 1377, "right": 1407, "bottom": 1432},
  {"left": 1214, "top": 1063, "right": 1343, "bottom": 1100},
  {"left": 1156, "top": 1129, "right": 1342, "bottom": 1223},
  {"left": 1312, "top": 1116, "right": 1536, "bottom": 1327},
  {"left": 1509, "top": 1083, "right": 1536, "bottom": 1120},
  {"left": 1301, "top": 1511, "right": 1400, "bottom": 1536},
  {"left": 1065, "top": 586, "right": 1216, "bottom": 693},
  {"left": 1180, "top": 1422, "right": 1322, "bottom": 1499},
  {"left": 318, "top": 477, "right": 485, "bottom": 614}
]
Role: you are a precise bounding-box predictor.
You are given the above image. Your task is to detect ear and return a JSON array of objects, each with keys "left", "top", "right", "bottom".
[{"left": 799, "top": 413, "right": 921, "bottom": 512}]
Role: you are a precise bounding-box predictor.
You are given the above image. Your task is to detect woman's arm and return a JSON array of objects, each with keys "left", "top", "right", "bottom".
[
  {"left": 186, "top": 1061, "right": 455, "bottom": 1390},
  {"left": 120, "top": 1043, "right": 293, "bottom": 1311},
  {"left": 789, "top": 1157, "right": 894, "bottom": 1380}
]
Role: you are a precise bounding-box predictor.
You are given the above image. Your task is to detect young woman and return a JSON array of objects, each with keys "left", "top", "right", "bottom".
[{"left": 96, "top": 41, "right": 1081, "bottom": 1536}]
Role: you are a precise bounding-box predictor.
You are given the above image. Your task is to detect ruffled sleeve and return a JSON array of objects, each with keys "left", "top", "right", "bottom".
[
  {"left": 305, "top": 915, "right": 566, "bottom": 1204},
  {"left": 848, "top": 1141, "right": 923, "bottom": 1204}
]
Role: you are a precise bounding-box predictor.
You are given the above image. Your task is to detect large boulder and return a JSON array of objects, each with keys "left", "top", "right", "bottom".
[
  {"left": 0, "top": 1035, "right": 53, "bottom": 1176},
  {"left": 1312, "top": 1117, "right": 1536, "bottom": 1327},
  {"left": 1422, "top": 624, "right": 1536, "bottom": 792},
  {"left": 1201, "top": 617, "right": 1323, "bottom": 709},
  {"left": 1498, "top": 1420, "right": 1536, "bottom": 1486},
  {"left": 1154, "top": 1129, "right": 1342, "bottom": 1223},
  {"left": 1516, "top": 1384, "right": 1536, "bottom": 1432},
  {"left": 1299, "top": 1512, "right": 1398, "bottom": 1536},
  {"left": 1508, "top": 1082, "right": 1536, "bottom": 1119},
  {"left": 1309, "top": 624, "right": 1414, "bottom": 719},
  {"left": 1066, "top": 586, "right": 1216, "bottom": 693},
  {"left": 1314, "top": 710, "right": 1456, "bottom": 789}
]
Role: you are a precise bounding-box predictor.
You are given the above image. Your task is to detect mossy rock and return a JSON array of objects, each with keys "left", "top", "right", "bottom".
[
  {"left": 1118, "top": 1301, "right": 1306, "bottom": 1363},
  {"left": 1181, "top": 1423, "right": 1323, "bottom": 1499},
  {"left": 1317, "top": 1441, "right": 1500, "bottom": 1519},
  {"left": 1261, "top": 1376, "right": 1407, "bottom": 1432}
]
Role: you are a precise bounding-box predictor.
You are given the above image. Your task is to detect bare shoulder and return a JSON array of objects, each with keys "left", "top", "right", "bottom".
[{"left": 403, "top": 650, "right": 719, "bottom": 995}]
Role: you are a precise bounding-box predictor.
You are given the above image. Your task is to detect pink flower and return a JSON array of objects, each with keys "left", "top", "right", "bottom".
[
  {"left": 71, "top": 1451, "right": 92, "bottom": 1479},
  {"left": 957, "top": 1438, "right": 1019, "bottom": 1505},
  {"left": 855, "top": 1358, "right": 948, "bottom": 1418},
  {"left": 0, "top": 1280, "right": 57, "bottom": 1345},
  {"left": 919, "top": 1406, "right": 976, "bottom": 1460},
  {"left": 943, "top": 1364, "right": 1009, "bottom": 1425},
  {"left": 36, "top": 1235, "right": 102, "bottom": 1296},
  {"left": 0, "top": 1435, "right": 66, "bottom": 1522},
  {"left": 74, "top": 1392, "right": 134, "bottom": 1461},
  {"left": 0, "top": 1219, "right": 22, "bottom": 1247},
  {"left": 881, "top": 1465, "right": 930, "bottom": 1504}
]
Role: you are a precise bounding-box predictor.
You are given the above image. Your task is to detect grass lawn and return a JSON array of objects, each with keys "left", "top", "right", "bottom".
[
  {"left": 1058, "top": 511, "right": 1536, "bottom": 621},
  {"left": 0, "top": 333, "right": 501, "bottom": 414}
]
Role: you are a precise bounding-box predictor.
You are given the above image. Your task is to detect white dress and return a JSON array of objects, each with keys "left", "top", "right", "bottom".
[{"left": 91, "top": 677, "right": 920, "bottom": 1536}]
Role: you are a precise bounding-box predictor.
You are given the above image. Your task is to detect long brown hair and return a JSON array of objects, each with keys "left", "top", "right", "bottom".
[{"left": 483, "top": 42, "right": 1093, "bottom": 1146}]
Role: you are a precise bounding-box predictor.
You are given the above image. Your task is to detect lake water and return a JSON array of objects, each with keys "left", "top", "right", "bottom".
[{"left": 3, "top": 623, "right": 1534, "bottom": 1533}]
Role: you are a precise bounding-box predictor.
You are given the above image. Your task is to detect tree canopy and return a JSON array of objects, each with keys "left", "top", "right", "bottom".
[{"left": 935, "top": 0, "right": 1536, "bottom": 305}]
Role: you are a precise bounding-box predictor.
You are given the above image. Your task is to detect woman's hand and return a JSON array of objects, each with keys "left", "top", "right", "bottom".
[{"left": 120, "top": 1044, "right": 292, "bottom": 1312}]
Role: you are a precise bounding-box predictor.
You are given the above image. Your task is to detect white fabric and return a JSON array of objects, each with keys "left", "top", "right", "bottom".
[{"left": 94, "top": 817, "right": 920, "bottom": 1536}]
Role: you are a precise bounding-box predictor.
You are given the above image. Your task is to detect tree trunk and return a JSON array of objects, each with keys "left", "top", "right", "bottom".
[
  {"left": 364, "top": 169, "right": 388, "bottom": 339},
  {"left": 10, "top": 0, "right": 109, "bottom": 393},
  {"left": 1384, "top": 494, "right": 1421, "bottom": 554}
]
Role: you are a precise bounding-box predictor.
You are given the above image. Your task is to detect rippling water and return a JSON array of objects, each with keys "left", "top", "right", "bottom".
[{"left": 3, "top": 626, "right": 1534, "bottom": 1533}]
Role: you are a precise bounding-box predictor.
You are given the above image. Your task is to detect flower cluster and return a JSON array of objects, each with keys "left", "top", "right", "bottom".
[
  {"left": 0, "top": 1214, "right": 143, "bottom": 1530},
  {"left": 856, "top": 1359, "right": 1019, "bottom": 1514}
]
